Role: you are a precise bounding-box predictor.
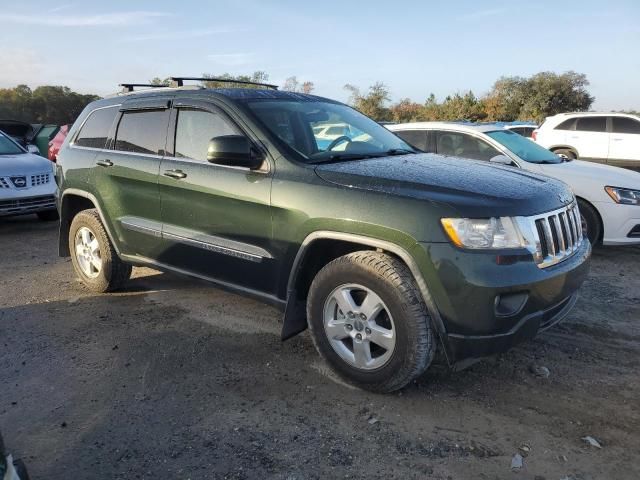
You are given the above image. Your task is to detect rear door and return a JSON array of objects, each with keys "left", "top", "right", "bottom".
[
  {"left": 609, "top": 116, "right": 640, "bottom": 164},
  {"left": 92, "top": 96, "right": 172, "bottom": 258},
  {"left": 157, "top": 99, "right": 275, "bottom": 294},
  {"left": 570, "top": 116, "right": 609, "bottom": 161}
]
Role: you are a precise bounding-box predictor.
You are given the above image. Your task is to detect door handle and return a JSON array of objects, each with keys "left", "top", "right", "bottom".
[
  {"left": 96, "top": 160, "right": 114, "bottom": 167},
  {"left": 163, "top": 169, "right": 187, "bottom": 179}
]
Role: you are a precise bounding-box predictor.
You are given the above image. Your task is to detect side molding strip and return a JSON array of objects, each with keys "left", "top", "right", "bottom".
[{"left": 119, "top": 216, "right": 273, "bottom": 263}]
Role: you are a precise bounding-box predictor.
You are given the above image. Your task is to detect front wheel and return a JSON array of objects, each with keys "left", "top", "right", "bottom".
[
  {"left": 577, "top": 199, "right": 602, "bottom": 245},
  {"left": 553, "top": 148, "right": 577, "bottom": 160},
  {"left": 68, "top": 209, "right": 132, "bottom": 292},
  {"left": 307, "top": 251, "right": 435, "bottom": 392}
]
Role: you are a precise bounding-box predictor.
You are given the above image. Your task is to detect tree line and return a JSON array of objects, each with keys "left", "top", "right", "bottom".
[
  {"left": 0, "top": 85, "right": 99, "bottom": 125},
  {"left": 0, "top": 71, "right": 599, "bottom": 125}
]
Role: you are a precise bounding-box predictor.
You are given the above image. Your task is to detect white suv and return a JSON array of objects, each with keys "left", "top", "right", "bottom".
[{"left": 533, "top": 112, "right": 640, "bottom": 167}]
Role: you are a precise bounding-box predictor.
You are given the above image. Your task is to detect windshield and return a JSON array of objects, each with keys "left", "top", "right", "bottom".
[
  {"left": 0, "top": 132, "right": 26, "bottom": 155},
  {"left": 486, "top": 130, "right": 562, "bottom": 164},
  {"left": 242, "top": 100, "right": 414, "bottom": 163}
]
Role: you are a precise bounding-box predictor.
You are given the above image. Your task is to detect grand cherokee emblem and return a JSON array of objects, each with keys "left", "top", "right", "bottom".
[{"left": 11, "top": 176, "right": 27, "bottom": 188}]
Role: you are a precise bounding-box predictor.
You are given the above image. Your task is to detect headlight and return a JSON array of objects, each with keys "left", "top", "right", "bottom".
[
  {"left": 605, "top": 186, "right": 640, "bottom": 206},
  {"left": 441, "top": 217, "right": 527, "bottom": 249}
]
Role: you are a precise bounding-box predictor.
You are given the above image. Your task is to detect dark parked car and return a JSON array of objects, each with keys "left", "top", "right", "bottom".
[{"left": 56, "top": 79, "right": 590, "bottom": 392}]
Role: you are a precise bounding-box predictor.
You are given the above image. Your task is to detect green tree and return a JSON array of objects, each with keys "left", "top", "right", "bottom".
[
  {"left": 0, "top": 85, "right": 99, "bottom": 124},
  {"left": 344, "top": 82, "right": 391, "bottom": 121},
  {"left": 200, "top": 71, "right": 271, "bottom": 89}
]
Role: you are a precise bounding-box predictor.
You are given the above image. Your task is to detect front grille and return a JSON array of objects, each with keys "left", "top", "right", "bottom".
[
  {"left": 30, "top": 173, "right": 50, "bottom": 186},
  {"left": 0, "top": 178, "right": 9, "bottom": 188},
  {"left": 0, "top": 195, "right": 56, "bottom": 214},
  {"left": 528, "top": 202, "right": 583, "bottom": 268}
]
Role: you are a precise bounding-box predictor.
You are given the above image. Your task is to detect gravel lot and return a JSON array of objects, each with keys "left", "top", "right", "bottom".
[{"left": 1, "top": 216, "right": 639, "bottom": 479}]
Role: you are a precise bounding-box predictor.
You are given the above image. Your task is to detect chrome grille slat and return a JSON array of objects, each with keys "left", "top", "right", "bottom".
[
  {"left": 526, "top": 201, "right": 584, "bottom": 269},
  {"left": 552, "top": 215, "right": 566, "bottom": 253}
]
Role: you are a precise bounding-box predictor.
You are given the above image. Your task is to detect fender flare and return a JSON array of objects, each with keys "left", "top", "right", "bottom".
[
  {"left": 59, "top": 188, "right": 122, "bottom": 256},
  {"left": 281, "top": 230, "right": 447, "bottom": 341}
]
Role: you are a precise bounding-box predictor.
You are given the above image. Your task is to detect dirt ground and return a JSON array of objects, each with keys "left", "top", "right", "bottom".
[{"left": 1, "top": 215, "right": 639, "bottom": 480}]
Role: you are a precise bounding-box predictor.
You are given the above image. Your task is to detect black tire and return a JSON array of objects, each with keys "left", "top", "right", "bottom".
[
  {"left": 307, "top": 251, "right": 435, "bottom": 392},
  {"left": 37, "top": 209, "right": 59, "bottom": 221},
  {"left": 68, "top": 209, "right": 131, "bottom": 292},
  {"left": 553, "top": 148, "right": 577, "bottom": 160},
  {"left": 577, "top": 199, "right": 601, "bottom": 245}
]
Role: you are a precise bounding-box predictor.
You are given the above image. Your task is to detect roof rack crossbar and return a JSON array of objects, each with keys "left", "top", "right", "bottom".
[
  {"left": 119, "top": 83, "right": 167, "bottom": 93},
  {"left": 170, "top": 76, "right": 278, "bottom": 90}
]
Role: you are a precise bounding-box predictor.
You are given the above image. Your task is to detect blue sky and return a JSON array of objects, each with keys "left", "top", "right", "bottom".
[{"left": 1, "top": 0, "right": 639, "bottom": 110}]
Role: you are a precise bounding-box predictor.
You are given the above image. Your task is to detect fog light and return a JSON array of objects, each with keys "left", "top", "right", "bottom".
[{"left": 494, "top": 292, "right": 529, "bottom": 317}]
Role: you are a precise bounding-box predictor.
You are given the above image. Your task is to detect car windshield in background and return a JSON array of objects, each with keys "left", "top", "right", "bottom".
[
  {"left": 243, "top": 100, "right": 414, "bottom": 163},
  {"left": 0, "top": 133, "right": 25, "bottom": 155},
  {"left": 486, "top": 130, "right": 562, "bottom": 164}
]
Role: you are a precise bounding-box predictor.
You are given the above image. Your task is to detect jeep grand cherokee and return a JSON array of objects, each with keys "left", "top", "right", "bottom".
[{"left": 55, "top": 80, "right": 591, "bottom": 392}]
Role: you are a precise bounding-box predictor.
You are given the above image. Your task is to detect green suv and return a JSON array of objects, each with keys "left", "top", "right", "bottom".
[{"left": 56, "top": 81, "right": 591, "bottom": 392}]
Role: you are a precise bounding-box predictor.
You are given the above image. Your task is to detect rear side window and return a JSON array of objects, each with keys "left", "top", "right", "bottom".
[
  {"left": 174, "top": 109, "right": 241, "bottom": 161},
  {"left": 612, "top": 117, "right": 640, "bottom": 134},
  {"left": 395, "top": 130, "right": 428, "bottom": 151},
  {"left": 575, "top": 117, "right": 607, "bottom": 132},
  {"left": 554, "top": 119, "right": 576, "bottom": 130},
  {"left": 114, "top": 110, "right": 169, "bottom": 155},
  {"left": 74, "top": 107, "right": 118, "bottom": 149},
  {"left": 436, "top": 131, "right": 500, "bottom": 161}
]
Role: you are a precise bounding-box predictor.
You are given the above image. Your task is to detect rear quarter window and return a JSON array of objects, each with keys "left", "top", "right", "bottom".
[
  {"left": 74, "top": 106, "right": 119, "bottom": 149},
  {"left": 554, "top": 118, "right": 576, "bottom": 131}
]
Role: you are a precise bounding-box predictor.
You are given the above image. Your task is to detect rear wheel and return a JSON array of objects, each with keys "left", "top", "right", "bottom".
[
  {"left": 577, "top": 199, "right": 601, "bottom": 245},
  {"left": 69, "top": 209, "right": 131, "bottom": 292},
  {"left": 553, "top": 148, "right": 577, "bottom": 160},
  {"left": 307, "top": 251, "right": 435, "bottom": 392}
]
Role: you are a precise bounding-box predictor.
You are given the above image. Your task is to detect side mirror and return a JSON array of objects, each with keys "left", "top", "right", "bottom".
[
  {"left": 489, "top": 154, "right": 515, "bottom": 166},
  {"left": 27, "top": 144, "right": 41, "bottom": 155},
  {"left": 207, "top": 135, "right": 264, "bottom": 170}
]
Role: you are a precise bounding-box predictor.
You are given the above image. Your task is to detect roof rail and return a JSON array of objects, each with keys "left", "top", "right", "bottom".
[
  {"left": 170, "top": 76, "right": 278, "bottom": 90},
  {"left": 119, "top": 83, "right": 167, "bottom": 93}
]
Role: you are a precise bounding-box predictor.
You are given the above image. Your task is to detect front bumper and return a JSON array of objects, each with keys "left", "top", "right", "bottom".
[
  {"left": 416, "top": 239, "right": 591, "bottom": 365},
  {"left": 0, "top": 194, "right": 56, "bottom": 217},
  {"left": 595, "top": 201, "right": 640, "bottom": 245}
]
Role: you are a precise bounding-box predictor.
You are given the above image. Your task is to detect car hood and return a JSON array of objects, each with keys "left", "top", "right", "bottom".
[
  {"left": 314, "top": 153, "right": 573, "bottom": 217},
  {"left": 539, "top": 160, "right": 640, "bottom": 190},
  {"left": 0, "top": 153, "right": 54, "bottom": 175}
]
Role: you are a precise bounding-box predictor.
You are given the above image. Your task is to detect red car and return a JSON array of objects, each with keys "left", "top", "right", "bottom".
[{"left": 48, "top": 124, "right": 70, "bottom": 162}]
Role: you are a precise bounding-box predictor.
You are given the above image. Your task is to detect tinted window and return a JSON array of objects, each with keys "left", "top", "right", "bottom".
[
  {"left": 486, "top": 130, "right": 561, "bottom": 164},
  {"left": 555, "top": 119, "right": 576, "bottom": 131},
  {"left": 243, "top": 100, "right": 413, "bottom": 163},
  {"left": 436, "top": 131, "right": 500, "bottom": 161},
  {"left": 114, "top": 110, "right": 169, "bottom": 155},
  {"left": 575, "top": 117, "right": 607, "bottom": 132},
  {"left": 612, "top": 116, "right": 640, "bottom": 134},
  {"left": 395, "top": 130, "right": 428, "bottom": 151},
  {"left": 75, "top": 107, "right": 118, "bottom": 149},
  {"left": 174, "top": 109, "right": 241, "bottom": 161},
  {"left": 0, "top": 132, "right": 25, "bottom": 155}
]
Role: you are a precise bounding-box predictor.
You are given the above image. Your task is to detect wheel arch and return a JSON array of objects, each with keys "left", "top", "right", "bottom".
[
  {"left": 58, "top": 189, "right": 119, "bottom": 257},
  {"left": 575, "top": 195, "right": 604, "bottom": 244},
  {"left": 281, "top": 231, "right": 447, "bottom": 342},
  {"left": 550, "top": 145, "right": 579, "bottom": 157}
]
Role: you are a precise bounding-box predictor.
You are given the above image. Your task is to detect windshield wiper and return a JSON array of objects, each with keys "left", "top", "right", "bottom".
[
  {"left": 310, "top": 153, "right": 377, "bottom": 164},
  {"left": 384, "top": 148, "right": 416, "bottom": 156}
]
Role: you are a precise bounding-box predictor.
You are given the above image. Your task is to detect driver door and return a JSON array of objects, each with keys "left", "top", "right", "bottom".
[{"left": 157, "top": 100, "right": 276, "bottom": 294}]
